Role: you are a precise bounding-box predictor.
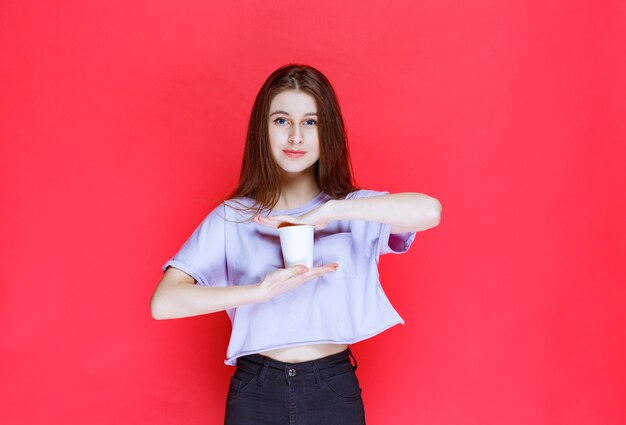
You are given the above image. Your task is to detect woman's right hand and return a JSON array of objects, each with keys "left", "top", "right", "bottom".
[{"left": 257, "top": 263, "right": 339, "bottom": 302}]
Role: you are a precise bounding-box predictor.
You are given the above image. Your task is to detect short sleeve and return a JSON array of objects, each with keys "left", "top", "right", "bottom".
[
  {"left": 162, "top": 203, "right": 228, "bottom": 287},
  {"left": 346, "top": 189, "right": 417, "bottom": 256}
]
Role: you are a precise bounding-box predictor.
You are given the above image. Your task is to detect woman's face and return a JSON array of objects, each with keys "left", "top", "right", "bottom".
[{"left": 268, "top": 90, "right": 320, "bottom": 176}]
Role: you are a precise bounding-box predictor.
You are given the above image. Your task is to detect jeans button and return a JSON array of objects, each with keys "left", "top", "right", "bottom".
[{"left": 288, "top": 368, "right": 296, "bottom": 377}]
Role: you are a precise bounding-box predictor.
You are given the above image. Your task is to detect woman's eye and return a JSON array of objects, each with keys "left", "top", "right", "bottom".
[
  {"left": 274, "top": 118, "right": 288, "bottom": 125},
  {"left": 304, "top": 119, "right": 317, "bottom": 126}
]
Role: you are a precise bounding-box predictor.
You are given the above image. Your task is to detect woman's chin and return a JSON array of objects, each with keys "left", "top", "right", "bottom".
[{"left": 278, "top": 164, "right": 317, "bottom": 176}]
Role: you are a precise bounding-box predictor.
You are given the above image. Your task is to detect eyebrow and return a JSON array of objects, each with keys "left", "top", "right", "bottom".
[{"left": 270, "top": 110, "right": 318, "bottom": 117}]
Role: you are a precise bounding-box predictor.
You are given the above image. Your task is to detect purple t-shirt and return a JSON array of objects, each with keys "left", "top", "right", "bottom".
[{"left": 162, "top": 189, "right": 416, "bottom": 366}]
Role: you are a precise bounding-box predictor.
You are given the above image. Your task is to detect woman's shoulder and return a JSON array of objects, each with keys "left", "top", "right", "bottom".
[
  {"left": 220, "top": 196, "right": 265, "bottom": 222},
  {"left": 223, "top": 196, "right": 254, "bottom": 209},
  {"left": 190, "top": 196, "right": 255, "bottom": 226}
]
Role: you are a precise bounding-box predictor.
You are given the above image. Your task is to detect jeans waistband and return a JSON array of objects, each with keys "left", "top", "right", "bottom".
[{"left": 235, "top": 348, "right": 358, "bottom": 384}]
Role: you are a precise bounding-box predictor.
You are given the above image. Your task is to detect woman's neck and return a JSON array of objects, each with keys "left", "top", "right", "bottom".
[{"left": 275, "top": 177, "right": 321, "bottom": 211}]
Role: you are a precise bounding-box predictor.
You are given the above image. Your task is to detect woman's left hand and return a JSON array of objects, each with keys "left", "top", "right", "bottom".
[{"left": 253, "top": 202, "right": 333, "bottom": 231}]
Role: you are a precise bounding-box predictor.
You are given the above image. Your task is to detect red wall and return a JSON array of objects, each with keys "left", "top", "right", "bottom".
[{"left": 2, "top": 0, "right": 625, "bottom": 424}]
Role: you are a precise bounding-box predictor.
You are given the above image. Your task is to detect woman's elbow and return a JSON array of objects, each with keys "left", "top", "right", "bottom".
[
  {"left": 418, "top": 197, "right": 441, "bottom": 230},
  {"left": 150, "top": 291, "right": 172, "bottom": 320},
  {"left": 431, "top": 197, "right": 442, "bottom": 227}
]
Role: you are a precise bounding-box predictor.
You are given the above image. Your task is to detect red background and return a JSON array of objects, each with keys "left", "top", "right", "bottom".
[{"left": 2, "top": 0, "right": 625, "bottom": 424}]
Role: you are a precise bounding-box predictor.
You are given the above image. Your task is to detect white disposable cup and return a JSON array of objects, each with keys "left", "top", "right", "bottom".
[{"left": 277, "top": 224, "right": 314, "bottom": 269}]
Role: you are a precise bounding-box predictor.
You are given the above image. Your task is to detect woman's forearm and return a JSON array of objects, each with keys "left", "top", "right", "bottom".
[
  {"left": 151, "top": 264, "right": 335, "bottom": 320},
  {"left": 151, "top": 280, "right": 262, "bottom": 320},
  {"left": 326, "top": 192, "right": 441, "bottom": 232}
]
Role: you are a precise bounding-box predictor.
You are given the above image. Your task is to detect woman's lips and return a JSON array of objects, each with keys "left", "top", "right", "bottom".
[{"left": 283, "top": 150, "right": 306, "bottom": 158}]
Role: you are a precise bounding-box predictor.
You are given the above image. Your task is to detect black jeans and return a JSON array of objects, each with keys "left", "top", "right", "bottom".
[{"left": 224, "top": 348, "right": 366, "bottom": 425}]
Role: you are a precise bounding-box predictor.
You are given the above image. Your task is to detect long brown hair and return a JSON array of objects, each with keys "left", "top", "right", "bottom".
[{"left": 222, "top": 64, "right": 360, "bottom": 218}]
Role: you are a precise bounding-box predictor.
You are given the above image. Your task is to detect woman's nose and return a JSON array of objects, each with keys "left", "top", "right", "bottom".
[{"left": 288, "top": 126, "right": 303, "bottom": 144}]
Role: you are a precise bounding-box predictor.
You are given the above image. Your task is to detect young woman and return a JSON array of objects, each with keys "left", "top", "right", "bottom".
[{"left": 151, "top": 64, "right": 441, "bottom": 425}]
